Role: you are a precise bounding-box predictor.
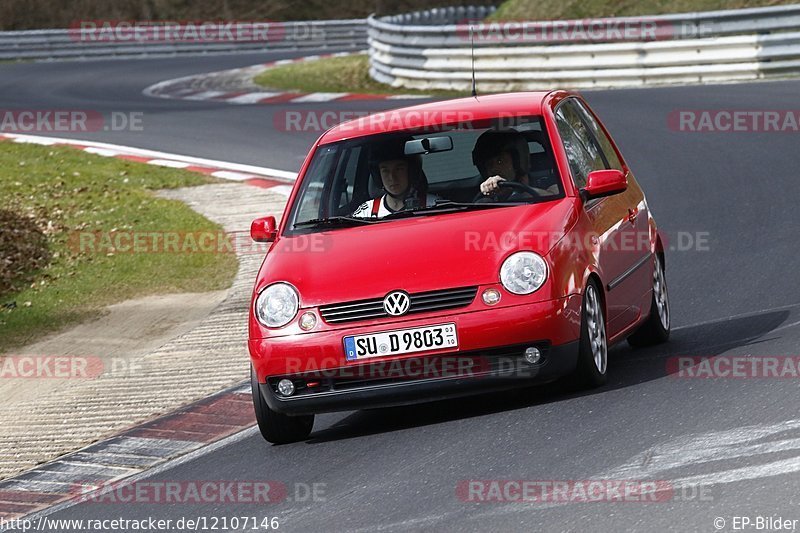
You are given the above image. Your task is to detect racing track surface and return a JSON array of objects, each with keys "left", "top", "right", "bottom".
[{"left": 2, "top": 52, "right": 800, "bottom": 531}]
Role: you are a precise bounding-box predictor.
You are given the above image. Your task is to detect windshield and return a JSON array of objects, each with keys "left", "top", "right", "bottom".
[{"left": 286, "top": 115, "right": 564, "bottom": 232}]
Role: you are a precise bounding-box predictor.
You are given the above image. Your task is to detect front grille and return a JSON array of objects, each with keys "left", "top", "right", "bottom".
[{"left": 319, "top": 286, "right": 478, "bottom": 324}]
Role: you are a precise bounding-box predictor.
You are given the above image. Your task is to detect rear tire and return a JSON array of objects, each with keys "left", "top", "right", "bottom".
[
  {"left": 572, "top": 279, "right": 608, "bottom": 388},
  {"left": 627, "top": 253, "right": 670, "bottom": 348},
  {"left": 251, "top": 366, "right": 314, "bottom": 444}
]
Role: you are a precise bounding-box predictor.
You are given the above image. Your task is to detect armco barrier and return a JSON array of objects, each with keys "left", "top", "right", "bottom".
[
  {"left": 0, "top": 20, "right": 366, "bottom": 61},
  {"left": 5, "top": 6, "right": 799, "bottom": 87},
  {"left": 367, "top": 4, "right": 800, "bottom": 90}
]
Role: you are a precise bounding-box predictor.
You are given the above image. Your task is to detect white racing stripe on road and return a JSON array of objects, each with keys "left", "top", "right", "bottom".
[
  {"left": 11, "top": 136, "right": 56, "bottom": 145},
  {"left": 671, "top": 455, "right": 800, "bottom": 488},
  {"left": 225, "top": 92, "right": 281, "bottom": 104},
  {"left": 21, "top": 427, "right": 259, "bottom": 522},
  {"left": 595, "top": 417, "right": 800, "bottom": 486},
  {"left": 290, "top": 92, "right": 349, "bottom": 103},
  {"left": 449, "top": 418, "right": 800, "bottom": 524},
  {"left": 170, "top": 88, "right": 204, "bottom": 97},
  {"left": 146, "top": 159, "right": 191, "bottom": 168},
  {"left": 631, "top": 437, "right": 800, "bottom": 478},
  {"left": 386, "top": 94, "right": 433, "bottom": 100},
  {"left": 82, "top": 147, "right": 119, "bottom": 157},
  {"left": 211, "top": 170, "right": 259, "bottom": 181},
  {"left": 3, "top": 133, "right": 298, "bottom": 181},
  {"left": 278, "top": 57, "right": 312, "bottom": 64},
  {"left": 182, "top": 90, "right": 227, "bottom": 100}
]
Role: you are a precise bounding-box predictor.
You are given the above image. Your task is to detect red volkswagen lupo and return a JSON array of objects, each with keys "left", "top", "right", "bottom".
[{"left": 248, "top": 92, "right": 670, "bottom": 443}]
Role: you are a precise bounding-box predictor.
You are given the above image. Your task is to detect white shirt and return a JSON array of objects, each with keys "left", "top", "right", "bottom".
[{"left": 352, "top": 194, "right": 442, "bottom": 218}]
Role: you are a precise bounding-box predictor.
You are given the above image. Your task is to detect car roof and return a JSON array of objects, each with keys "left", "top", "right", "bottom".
[{"left": 318, "top": 91, "right": 561, "bottom": 145}]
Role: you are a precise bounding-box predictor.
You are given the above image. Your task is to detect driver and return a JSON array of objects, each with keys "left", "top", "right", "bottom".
[
  {"left": 473, "top": 129, "right": 557, "bottom": 200},
  {"left": 352, "top": 136, "right": 441, "bottom": 218}
]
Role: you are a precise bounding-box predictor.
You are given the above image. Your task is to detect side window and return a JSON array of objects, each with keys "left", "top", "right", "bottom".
[
  {"left": 555, "top": 103, "right": 605, "bottom": 188},
  {"left": 293, "top": 145, "right": 336, "bottom": 223},
  {"left": 333, "top": 146, "right": 361, "bottom": 212},
  {"left": 572, "top": 99, "right": 623, "bottom": 171}
]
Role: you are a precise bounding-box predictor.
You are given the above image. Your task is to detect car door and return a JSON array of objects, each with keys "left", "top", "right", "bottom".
[
  {"left": 571, "top": 99, "right": 651, "bottom": 329},
  {"left": 554, "top": 98, "right": 645, "bottom": 337}
]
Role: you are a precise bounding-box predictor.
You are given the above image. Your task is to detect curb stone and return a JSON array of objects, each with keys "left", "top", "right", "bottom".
[
  {"left": 143, "top": 51, "right": 429, "bottom": 104},
  {"left": 0, "top": 135, "right": 295, "bottom": 518}
]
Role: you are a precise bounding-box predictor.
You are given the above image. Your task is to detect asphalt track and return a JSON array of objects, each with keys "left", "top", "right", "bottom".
[{"left": 2, "top": 50, "right": 800, "bottom": 532}]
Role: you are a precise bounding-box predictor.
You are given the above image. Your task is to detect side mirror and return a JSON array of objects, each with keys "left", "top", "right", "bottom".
[
  {"left": 251, "top": 216, "right": 277, "bottom": 243},
  {"left": 581, "top": 169, "right": 627, "bottom": 201}
]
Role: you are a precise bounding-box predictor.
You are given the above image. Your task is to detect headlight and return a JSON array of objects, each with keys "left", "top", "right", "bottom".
[
  {"left": 500, "top": 252, "right": 548, "bottom": 295},
  {"left": 255, "top": 282, "right": 299, "bottom": 328}
]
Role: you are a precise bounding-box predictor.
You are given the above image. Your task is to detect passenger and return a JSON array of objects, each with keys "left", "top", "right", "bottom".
[
  {"left": 473, "top": 129, "right": 558, "bottom": 200},
  {"left": 352, "top": 137, "right": 441, "bottom": 218}
]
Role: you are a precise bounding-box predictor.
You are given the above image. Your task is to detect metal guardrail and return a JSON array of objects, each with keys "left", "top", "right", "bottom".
[
  {"left": 368, "top": 5, "right": 800, "bottom": 90},
  {"left": 0, "top": 20, "right": 367, "bottom": 61}
]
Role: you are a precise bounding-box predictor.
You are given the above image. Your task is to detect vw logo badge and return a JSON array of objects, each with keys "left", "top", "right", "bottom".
[{"left": 383, "top": 291, "right": 411, "bottom": 316}]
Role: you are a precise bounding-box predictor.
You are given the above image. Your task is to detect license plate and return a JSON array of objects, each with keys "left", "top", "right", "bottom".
[{"left": 344, "top": 323, "right": 458, "bottom": 361}]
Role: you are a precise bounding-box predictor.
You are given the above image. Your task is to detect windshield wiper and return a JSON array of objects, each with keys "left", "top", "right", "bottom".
[
  {"left": 380, "top": 201, "right": 511, "bottom": 220},
  {"left": 293, "top": 216, "right": 378, "bottom": 229},
  {"left": 432, "top": 200, "right": 514, "bottom": 208}
]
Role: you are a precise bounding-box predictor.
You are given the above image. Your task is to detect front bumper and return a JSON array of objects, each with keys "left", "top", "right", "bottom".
[
  {"left": 259, "top": 340, "right": 578, "bottom": 415},
  {"left": 250, "top": 296, "right": 582, "bottom": 415}
]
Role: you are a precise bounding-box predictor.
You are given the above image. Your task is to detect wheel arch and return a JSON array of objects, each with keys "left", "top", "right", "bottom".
[
  {"left": 585, "top": 271, "right": 608, "bottom": 321},
  {"left": 655, "top": 233, "right": 666, "bottom": 270}
]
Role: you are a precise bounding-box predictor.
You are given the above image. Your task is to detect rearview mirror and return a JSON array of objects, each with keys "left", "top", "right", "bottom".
[
  {"left": 405, "top": 136, "right": 453, "bottom": 155},
  {"left": 251, "top": 216, "right": 277, "bottom": 243},
  {"left": 581, "top": 169, "right": 627, "bottom": 201}
]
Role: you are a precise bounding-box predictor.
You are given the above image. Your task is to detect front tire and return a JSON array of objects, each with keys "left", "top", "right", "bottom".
[
  {"left": 627, "top": 253, "right": 670, "bottom": 348},
  {"left": 572, "top": 279, "right": 608, "bottom": 388},
  {"left": 251, "top": 366, "right": 314, "bottom": 444}
]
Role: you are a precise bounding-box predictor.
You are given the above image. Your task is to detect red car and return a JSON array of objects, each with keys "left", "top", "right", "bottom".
[{"left": 248, "top": 91, "right": 670, "bottom": 443}]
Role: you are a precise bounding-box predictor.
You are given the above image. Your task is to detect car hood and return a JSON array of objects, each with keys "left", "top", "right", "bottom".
[{"left": 259, "top": 199, "right": 578, "bottom": 307}]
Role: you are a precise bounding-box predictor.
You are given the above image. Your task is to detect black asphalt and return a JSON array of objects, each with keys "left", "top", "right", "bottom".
[{"left": 2, "top": 52, "right": 799, "bottom": 532}]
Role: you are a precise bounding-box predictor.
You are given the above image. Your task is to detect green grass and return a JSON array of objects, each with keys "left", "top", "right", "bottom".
[
  {"left": 0, "top": 142, "right": 238, "bottom": 352},
  {"left": 254, "top": 54, "right": 464, "bottom": 97},
  {"left": 489, "top": 0, "right": 795, "bottom": 20}
]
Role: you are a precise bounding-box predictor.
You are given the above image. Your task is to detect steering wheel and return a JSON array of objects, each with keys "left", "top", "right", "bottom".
[{"left": 472, "top": 180, "right": 543, "bottom": 203}]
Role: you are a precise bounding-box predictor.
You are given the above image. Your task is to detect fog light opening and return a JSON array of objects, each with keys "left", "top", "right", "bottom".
[
  {"left": 523, "top": 347, "right": 542, "bottom": 365},
  {"left": 482, "top": 288, "right": 501, "bottom": 306},
  {"left": 299, "top": 311, "right": 317, "bottom": 331},
  {"left": 277, "top": 378, "right": 296, "bottom": 396}
]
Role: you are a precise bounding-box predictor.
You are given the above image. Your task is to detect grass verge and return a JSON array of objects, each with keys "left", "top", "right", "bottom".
[
  {"left": 254, "top": 54, "right": 464, "bottom": 97},
  {"left": 0, "top": 141, "right": 238, "bottom": 352},
  {"left": 489, "top": 0, "right": 796, "bottom": 20}
]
